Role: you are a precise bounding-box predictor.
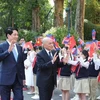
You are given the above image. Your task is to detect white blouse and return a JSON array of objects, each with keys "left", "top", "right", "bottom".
[{"left": 93, "top": 53, "right": 100, "bottom": 70}]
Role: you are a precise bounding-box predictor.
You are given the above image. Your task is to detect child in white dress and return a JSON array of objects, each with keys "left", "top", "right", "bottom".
[{"left": 24, "top": 49, "right": 36, "bottom": 94}]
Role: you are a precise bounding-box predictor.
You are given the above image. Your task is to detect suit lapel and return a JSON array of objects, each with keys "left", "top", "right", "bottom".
[
  {"left": 51, "top": 50, "right": 55, "bottom": 56},
  {"left": 42, "top": 49, "right": 51, "bottom": 61},
  {"left": 4, "top": 41, "right": 9, "bottom": 50},
  {"left": 4, "top": 41, "right": 16, "bottom": 62}
]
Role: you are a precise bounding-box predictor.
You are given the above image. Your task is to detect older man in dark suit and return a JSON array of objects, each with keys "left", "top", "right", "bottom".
[
  {"left": 0, "top": 27, "right": 25, "bottom": 100},
  {"left": 36, "top": 37, "right": 68, "bottom": 100}
]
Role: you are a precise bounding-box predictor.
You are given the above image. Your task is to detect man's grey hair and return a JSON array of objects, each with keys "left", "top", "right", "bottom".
[{"left": 42, "top": 37, "right": 51, "bottom": 44}]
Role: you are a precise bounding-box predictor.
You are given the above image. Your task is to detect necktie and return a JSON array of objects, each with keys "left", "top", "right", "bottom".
[
  {"left": 12, "top": 47, "right": 18, "bottom": 61},
  {"left": 49, "top": 52, "right": 53, "bottom": 60},
  {"left": 49, "top": 52, "right": 54, "bottom": 75}
]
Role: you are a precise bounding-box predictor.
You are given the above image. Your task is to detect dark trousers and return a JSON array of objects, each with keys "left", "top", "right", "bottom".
[
  {"left": 0, "top": 76, "right": 23, "bottom": 100},
  {"left": 38, "top": 86, "right": 54, "bottom": 100},
  {"left": 38, "top": 76, "right": 55, "bottom": 100}
]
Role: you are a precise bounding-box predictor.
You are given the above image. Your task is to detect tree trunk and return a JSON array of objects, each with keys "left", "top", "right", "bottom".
[
  {"left": 54, "top": 0, "right": 64, "bottom": 27},
  {"left": 75, "top": 0, "right": 85, "bottom": 40},
  {"left": 12, "top": 17, "right": 14, "bottom": 27},
  {"left": 32, "top": 6, "right": 40, "bottom": 32}
]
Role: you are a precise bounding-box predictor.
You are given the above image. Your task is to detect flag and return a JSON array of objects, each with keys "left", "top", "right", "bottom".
[
  {"left": 67, "top": 33, "right": 71, "bottom": 38},
  {"left": 78, "top": 38, "right": 84, "bottom": 46},
  {"left": 69, "top": 36, "right": 76, "bottom": 49},
  {"left": 34, "top": 37, "right": 42, "bottom": 47},
  {"left": 77, "top": 45, "right": 82, "bottom": 52},
  {"left": 62, "top": 35, "right": 76, "bottom": 49},
  {"left": 85, "top": 41, "right": 93, "bottom": 51},
  {"left": 92, "top": 29, "right": 96, "bottom": 40},
  {"left": 89, "top": 42, "right": 97, "bottom": 57},
  {"left": 62, "top": 34, "right": 70, "bottom": 45},
  {"left": 46, "top": 34, "right": 56, "bottom": 42},
  {"left": 62, "top": 37, "right": 70, "bottom": 44},
  {"left": 23, "top": 41, "right": 33, "bottom": 49},
  {"left": 53, "top": 41, "right": 61, "bottom": 50}
]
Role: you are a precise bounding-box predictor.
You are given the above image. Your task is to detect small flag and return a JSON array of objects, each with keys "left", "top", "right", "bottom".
[
  {"left": 62, "top": 37, "right": 70, "bottom": 44},
  {"left": 78, "top": 38, "right": 84, "bottom": 46},
  {"left": 23, "top": 41, "right": 33, "bottom": 49},
  {"left": 69, "top": 36, "right": 76, "bottom": 49},
  {"left": 77, "top": 45, "right": 82, "bottom": 51},
  {"left": 92, "top": 29, "right": 96, "bottom": 40},
  {"left": 89, "top": 42, "right": 97, "bottom": 57},
  {"left": 62, "top": 34, "right": 70, "bottom": 44},
  {"left": 34, "top": 37, "right": 42, "bottom": 47},
  {"left": 53, "top": 41, "right": 61, "bottom": 50},
  {"left": 85, "top": 41, "right": 93, "bottom": 51},
  {"left": 46, "top": 34, "right": 56, "bottom": 42}
]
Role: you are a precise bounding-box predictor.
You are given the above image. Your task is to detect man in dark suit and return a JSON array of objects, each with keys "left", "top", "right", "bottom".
[
  {"left": 0, "top": 27, "right": 25, "bottom": 100},
  {"left": 36, "top": 37, "right": 68, "bottom": 100}
]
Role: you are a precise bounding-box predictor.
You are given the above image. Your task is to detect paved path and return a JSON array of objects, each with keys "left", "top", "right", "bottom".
[
  {"left": 0, "top": 88, "right": 100, "bottom": 100},
  {"left": 24, "top": 88, "right": 70, "bottom": 100},
  {"left": 23, "top": 88, "right": 100, "bottom": 100},
  {"left": 24, "top": 89, "right": 100, "bottom": 100}
]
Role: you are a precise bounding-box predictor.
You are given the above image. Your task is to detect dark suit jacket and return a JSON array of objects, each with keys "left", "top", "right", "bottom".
[
  {"left": 36, "top": 49, "right": 63, "bottom": 88},
  {"left": 0, "top": 41, "right": 25, "bottom": 85}
]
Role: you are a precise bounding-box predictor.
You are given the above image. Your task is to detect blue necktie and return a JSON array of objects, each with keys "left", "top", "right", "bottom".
[{"left": 12, "top": 47, "right": 18, "bottom": 61}]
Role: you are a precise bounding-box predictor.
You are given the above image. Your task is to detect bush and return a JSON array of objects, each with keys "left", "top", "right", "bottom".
[
  {"left": 43, "top": 26, "right": 78, "bottom": 46},
  {"left": 18, "top": 29, "right": 40, "bottom": 42},
  {"left": 0, "top": 34, "right": 6, "bottom": 41},
  {"left": 84, "top": 20, "right": 100, "bottom": 40}
]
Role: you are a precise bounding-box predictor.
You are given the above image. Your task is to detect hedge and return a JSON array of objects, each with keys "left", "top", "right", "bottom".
[{"left": 84, "top": 20, "right": 100, "bottom": 40}]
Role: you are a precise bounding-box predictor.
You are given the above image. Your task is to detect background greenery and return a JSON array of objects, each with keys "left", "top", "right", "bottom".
[{"left": 0, "top": 0, "right": 100, "bottom": 44}]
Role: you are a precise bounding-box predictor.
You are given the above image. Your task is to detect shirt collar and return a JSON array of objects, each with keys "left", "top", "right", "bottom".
[
  {"left": 6, "top": 39, "right": 11, "bottom": 45},
  {"left": 45, "top": 49, "right": 51, "bottom": 55},
  {"left": 6, "top": 39, "right": 16, "bottom": 46}
]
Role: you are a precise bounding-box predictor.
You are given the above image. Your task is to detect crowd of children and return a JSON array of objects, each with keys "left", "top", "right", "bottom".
[
  {"left": 19, "top": 37, "right": 100, "bottom": 100},
  {"left": 57, "top": 44, "right": 100, "bottom": 100}
]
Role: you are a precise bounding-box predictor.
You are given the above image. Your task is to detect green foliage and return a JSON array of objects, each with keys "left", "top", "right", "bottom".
[
  {"left": 39, "top": 0, "right": 54, "bottom": 32},
  {"left": 20, "top": 0, "right": 52, "bottom": 31},
  {"left": 0, "top": 29, "right": 40, "bottom": 42},
  {"left": 0, "top": 0, "right": 22, "bottom": 29},
  {"left": 85, "top": 0, "right": 100, "bottom": 24},
  {"left": 43, "top": 26, "right": 78, "bottom": 46},
  {"left": 18, "top": 30, "right": 40, "bottom": 42},
  {"left": 0, "top": 0, "right": 100, "bottom": 41},
  {"left": 0, "top": 34, "right": 6, "bottom": 41},
  {"left": 71, "top": 0, "right": 77, "bottom": 27},
  {"left": 0, "top": 0, "right": 52, "bottom": 32},
  {"left": 84, "top": 20, "right": 100, "bottom": 40}
]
